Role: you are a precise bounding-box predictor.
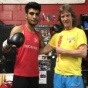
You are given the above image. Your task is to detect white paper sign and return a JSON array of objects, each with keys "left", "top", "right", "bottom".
[
  {"left": 39, "top": 71, "right": 47, "bottom": 84},
  {"left": 0, "top": 0, "right": 85, "bottom": 4}
]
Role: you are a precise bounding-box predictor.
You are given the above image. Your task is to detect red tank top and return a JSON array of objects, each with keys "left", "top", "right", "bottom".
[{"left": 14, "top": 24, "right": 40, "bottom": 77}]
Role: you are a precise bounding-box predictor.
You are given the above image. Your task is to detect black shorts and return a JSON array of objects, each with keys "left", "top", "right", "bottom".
[{"left": 12, "top": 75, "right": 39, "bottom": 88}]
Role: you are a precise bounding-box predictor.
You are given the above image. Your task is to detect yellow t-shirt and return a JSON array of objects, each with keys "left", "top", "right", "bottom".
[{"left": 48, "top": 27, "right": 87, "bottom": 76}]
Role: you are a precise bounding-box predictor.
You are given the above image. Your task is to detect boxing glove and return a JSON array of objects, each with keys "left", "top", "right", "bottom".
[
  {"left": 52, "top": 24, "right": 62, "bottom": 33},
  {"left": 50, "top": 24, "right": 62, "bottom": 36},
  {"left": 3, "top": 32, "right": 25, "bottom": 49}
]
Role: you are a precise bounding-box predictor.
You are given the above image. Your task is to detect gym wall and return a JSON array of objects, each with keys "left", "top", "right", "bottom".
[
  {"left": 0, "top": 1, "right": 88, "bottom": 88},
  {"left": 0, "top": 0, "right": 88, "bottom": 25}
]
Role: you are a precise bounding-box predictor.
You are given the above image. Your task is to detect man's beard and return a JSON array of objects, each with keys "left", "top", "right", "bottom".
[{"left": 28, "top": 20, "right": 38, "bottom": 27}]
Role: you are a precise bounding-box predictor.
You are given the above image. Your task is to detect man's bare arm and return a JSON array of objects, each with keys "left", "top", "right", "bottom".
[
  {"left": 54, "top": 44, "right": 87, "bottom": 58},
  {"left": 39, "top": 44, "right": 54, "bottom": 54}
]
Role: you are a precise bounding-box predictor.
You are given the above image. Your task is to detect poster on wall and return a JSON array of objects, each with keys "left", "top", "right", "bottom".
[
  {"left": 36, "top": 26, "right": 51, "bottom": 45},
  {"left": 39, "top": 71, "right": 47, "bottom": 84},
  {"left": 38, "top": 54, "right": 51, "bottom": 71},
  {"left": 0, "top": 0, "right": 85, "bottom": 4}
]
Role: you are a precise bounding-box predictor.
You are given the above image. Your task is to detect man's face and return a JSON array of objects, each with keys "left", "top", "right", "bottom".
[
  {"left": 25, "top": 8, "right": 40, "bottom": 26},
  {"left": 60, "top": 10, "right": 73, "bottom": 30}
]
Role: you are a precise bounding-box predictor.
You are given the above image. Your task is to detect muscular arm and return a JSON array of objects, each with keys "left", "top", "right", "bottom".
[
  {"left": 39, "top": 44, "right": 54, "bottom": 54},
  {"left": 38, "top": 32, "right": 45, "bottom": 48},
  {"left": 55, "top": 44, "right": 87, "bottom": 58},
  {"left": 38, "top": 31, "right": 54, "bottom": 54}
]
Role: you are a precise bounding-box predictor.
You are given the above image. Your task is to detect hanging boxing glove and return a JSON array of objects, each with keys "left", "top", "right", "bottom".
[{"left": 52, "top": 24, "right": 62, "bottom": 33}]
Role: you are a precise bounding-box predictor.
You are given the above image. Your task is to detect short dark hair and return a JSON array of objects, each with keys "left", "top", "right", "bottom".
[{"left": 25, "top": 2, "right": 41, "bottom": 13}]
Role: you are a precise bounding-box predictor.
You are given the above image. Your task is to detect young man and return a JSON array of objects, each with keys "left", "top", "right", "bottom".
[
  {"left": 2, "top": 2, "right": 45, "bottom": 88},
  {"left": 40, "top": 4, "right": 87, "bottom": 88}
]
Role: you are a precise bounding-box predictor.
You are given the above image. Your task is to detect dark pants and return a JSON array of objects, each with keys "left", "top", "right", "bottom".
[{"left": 12, "top": 75, "right": 39, "bottom": 88}]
